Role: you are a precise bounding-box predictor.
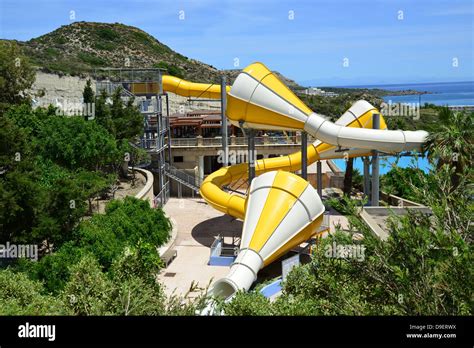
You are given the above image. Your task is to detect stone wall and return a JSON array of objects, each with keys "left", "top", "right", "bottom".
[
  {"left": 30, "top": 71, "right": 93, "bottom": 109},
  {"left": 132, "top": 167, "right": 155, "bottom": 207},
  {"left": 30, "top": 71, "right": 219, "bottom": 114}
]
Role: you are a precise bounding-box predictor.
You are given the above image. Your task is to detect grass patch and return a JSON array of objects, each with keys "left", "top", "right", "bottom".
[
  {"left": 77, "top": 52, "right": 106, "bottom": 66},
  {"left": 153, "top": 61, "right": 184, "bottom": 78},
  {"left": 132, "top": 31, "right": 153, "bottom": 45},
  {"left": 95, "top": 27, "right": 119, "bottom": 41},
  {"left": 45, "top": 48, "right": 59, "bottom": 57},
  {"left": 93, "top": 42, "right": 116, "bottom": 51},
  {"left": 54, "top": 36, "right": 67, "bottom": 45}
]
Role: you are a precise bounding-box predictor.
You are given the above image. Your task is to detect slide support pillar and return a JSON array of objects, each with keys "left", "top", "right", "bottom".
[
  {"left": 165, "top": 93, "right": 172, "bottom": 165},
  {"left": 220, "top": 76, "right": 229, "bottom": 166},
  {"left": 301, "top": 132, "right": 308, "bottom": 180},
  {"left": 198, "top": 156, "right": 204, "bottom": 181},
  {"left": 363, "top": 157, "right": 370, "bottom": 201},
  {"left": 371, "top": 113, "right": 380, "bottom": 206},
  {"left": 317, "top": 160, "right": 323, "bottom": 198},
  {"left": 248, "top": 129, "right": 256, "bottom": 184}
]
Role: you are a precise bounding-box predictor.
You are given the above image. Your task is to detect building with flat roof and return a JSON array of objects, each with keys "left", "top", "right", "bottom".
[{"left": 303, "top": 87, "right": 338, "bottom": 97}]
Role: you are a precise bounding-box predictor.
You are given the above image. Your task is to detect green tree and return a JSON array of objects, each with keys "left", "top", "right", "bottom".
[
  {"left": 425, "top": 108, "right": 473, "bottom": 188},
  {"left": 0, "top": 41, "right": 36, "bottom": 111},
  {"left": 93, "top": 88, "right": 143, "bottom": 141},
  {"left": 75, "top": 170, "right": 115, "bottom": 214},
  {"left": 109, "top": 87, "right": 143, "bottom": 141},
  {"left": 83, "top": 79, "right": 94, "bottom": 104},
  {"left": 381, "top": 166, "right": 428, "bottom": 202},
  {"left": 1, "top": 157, "right": 89, "bottom": 247},
  {"left": 0, "top": 115, "right": 29, "bottom": 173},
  {"left": 4, "top": 103, "right": 54, "bottom": 137},
  {"left": 94, "top": 89, "right": 115, "bottom": 134},
  {"left": 37, "top": 115, "right": 120, "bottom": 171}
]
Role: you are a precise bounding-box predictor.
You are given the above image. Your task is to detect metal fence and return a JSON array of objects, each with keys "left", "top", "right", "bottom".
[{"left": 210, "top": 235, "right": 239, "bottom": 258}]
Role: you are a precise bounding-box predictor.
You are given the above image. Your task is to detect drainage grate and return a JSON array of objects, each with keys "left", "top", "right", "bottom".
[{"left": 163, "top": 272, "right": 176, "bottom": 277}]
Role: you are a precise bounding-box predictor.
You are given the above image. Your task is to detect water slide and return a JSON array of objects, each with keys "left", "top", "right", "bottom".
[{"left": 161, "top": 62, "right": 428, "bottom": 300}]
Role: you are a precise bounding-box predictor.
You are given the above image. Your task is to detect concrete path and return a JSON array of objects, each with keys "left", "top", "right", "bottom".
[{"left": 158, "top": 198, "right": 241, "bottom": 297}]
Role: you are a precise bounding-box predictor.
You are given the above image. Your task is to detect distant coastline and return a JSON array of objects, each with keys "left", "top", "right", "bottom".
[
  {"left": 320, "top": 86, "right": 429, "bottom": 97},
  {"left": 321, "top": 81, "right": 474, "bottom": 106}
]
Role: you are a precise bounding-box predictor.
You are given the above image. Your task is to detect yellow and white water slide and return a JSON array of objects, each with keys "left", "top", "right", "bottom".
[{"left": 162, "top": 62, "right": 428, "bottom": 300}]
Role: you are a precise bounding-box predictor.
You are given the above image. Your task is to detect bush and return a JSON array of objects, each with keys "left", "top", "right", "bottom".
[
  {"left": 61, "top": 252, "right": 167, "bottom": 316},
  {"left": 77, "top": 52, "right": 105, "bottom": 66},
  {"left": 95, "top": 27, "right": 119, "bottom": 41},
  {"left": 221, "top": 291, "right": 272, "bottom": 316},
  {"left": 0, "top": 269, "right": 69, "bottom": 315},
  {"left": 31, "top": 242, "right": 87, "bottom": 294},
  {"left": 61, "top": 254, "right": 112, "bottom": 315},
  {"left": 153, "top": 62, "right": 185, "bottom": 79},
  {"left": 381, "top": 166, "right": 428, "bottom": 202}
]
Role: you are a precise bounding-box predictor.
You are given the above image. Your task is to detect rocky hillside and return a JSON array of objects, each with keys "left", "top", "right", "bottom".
[{"left": 12, "top": 21, "right": 302, "bottom": 88}]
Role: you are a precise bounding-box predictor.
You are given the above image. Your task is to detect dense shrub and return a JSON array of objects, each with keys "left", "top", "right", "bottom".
[{"left": 0, "top": 269, "right": 69, "bottom": 315}]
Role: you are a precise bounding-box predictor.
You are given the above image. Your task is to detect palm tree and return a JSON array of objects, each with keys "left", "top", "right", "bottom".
[{"left": 424, "top": 107, "right": 473, "bottom": 188}]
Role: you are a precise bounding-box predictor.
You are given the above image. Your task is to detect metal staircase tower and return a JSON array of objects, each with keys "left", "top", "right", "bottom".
[{"left": 95, "top": 68, "right": 171, "bottom": 207}]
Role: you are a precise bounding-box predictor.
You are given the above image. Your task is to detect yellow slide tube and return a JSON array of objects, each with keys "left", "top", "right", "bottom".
[{"left": 162, "top": 75, "right": 230, "bottom": 99}]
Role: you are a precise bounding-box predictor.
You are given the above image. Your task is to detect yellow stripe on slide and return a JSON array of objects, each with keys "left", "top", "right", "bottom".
[
  {"left": 227, "top": 94, "right": 305, "bottom": 130},
  {"left": 243, "top": 62, "right": 313, "bottom": 116},
  {"left": 248, "top": 171, "right": 308, "bottom": 251},
  {"left": 263, "top": 214, "right": 323, "bottom": 266},
  {"left": 351, "top": 110, "right": 388, "bottom": 130}
]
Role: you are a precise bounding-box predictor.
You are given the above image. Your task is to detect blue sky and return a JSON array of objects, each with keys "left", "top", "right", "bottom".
[{"left": 1, "top": 0, "right": 473, "bottom": 86}]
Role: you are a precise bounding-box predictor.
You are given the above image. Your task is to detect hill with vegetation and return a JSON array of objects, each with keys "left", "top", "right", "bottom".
[{"left": 5, "top": 21, "right": 301, "bottom": 88}]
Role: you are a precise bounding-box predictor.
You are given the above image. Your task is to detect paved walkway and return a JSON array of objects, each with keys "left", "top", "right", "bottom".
[
  {"left": 158, "top": 196, "right": 351, "bottom": 297},
  {"left": 158, "top": 198, "right": 241, "bottom": 297},
  {"left": 328, "top": 207, "right": 351, "bottom": 233}
]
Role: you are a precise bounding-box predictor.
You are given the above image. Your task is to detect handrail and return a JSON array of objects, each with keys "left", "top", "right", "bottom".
[
  {"left": 164, "top": 163, "right": 203, "bottom": 189},
  {"left": 168, "top": 136, "right": 299, "bottom": 147}
]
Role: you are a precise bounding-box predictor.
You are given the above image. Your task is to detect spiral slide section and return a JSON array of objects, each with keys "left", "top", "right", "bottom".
[
  {"left": 161, "top": 62, "right": 428, "bottom": 300},
  {"left": 199, "top": 100, "right": 384, "bottom": 220}
]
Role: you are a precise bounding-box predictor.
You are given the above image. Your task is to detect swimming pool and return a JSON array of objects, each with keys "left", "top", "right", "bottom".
[{"left": 332, "top": 155, "right": 431, "bottom": 175}]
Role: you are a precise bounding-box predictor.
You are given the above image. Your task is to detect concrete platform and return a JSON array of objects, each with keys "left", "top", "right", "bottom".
[{"left": 158, "top": 198, "right": 242, "bottom": 297}]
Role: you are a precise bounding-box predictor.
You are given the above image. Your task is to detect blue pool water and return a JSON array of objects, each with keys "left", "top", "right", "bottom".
[
  {"left": 260, "top": 278, "right": 283, "bottom": 298},
  {"left": 332, "top": 156, "right": 430, "bottom": 175}
]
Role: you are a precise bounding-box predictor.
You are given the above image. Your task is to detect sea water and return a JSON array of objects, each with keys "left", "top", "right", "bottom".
[
  {"left": 332, "top": 81, "right": 472, "bottom": 172},
  {"left": 378, "top": 81, "right": 473, "bottom": 106}
]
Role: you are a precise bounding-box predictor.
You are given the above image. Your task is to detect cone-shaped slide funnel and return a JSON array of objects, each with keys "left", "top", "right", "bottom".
[
  {"left": 227, "top": 62, "right": 313, "bottom": 131},
  {"left": 227, "top": 62, "right": 428, "bottom": 152},
  {"left": 209, "top": 171, "right": 325, "bottom": 300}
]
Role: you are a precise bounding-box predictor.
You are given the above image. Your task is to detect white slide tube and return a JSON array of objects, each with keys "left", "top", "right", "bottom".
[{"left": 304, "top": 112, "right": 428, "bottom": 153}]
